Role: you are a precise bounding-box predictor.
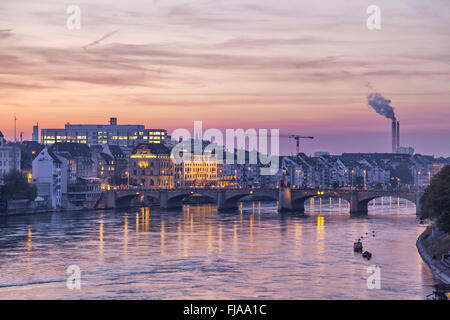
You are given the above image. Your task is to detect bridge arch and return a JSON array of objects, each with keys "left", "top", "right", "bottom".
[
  {"left": 356, "top": 193, "right": 418, "bottom": 214},
  {"left": 116, "top": 193, "right": 159, "bottom": 208},
  {"left": 219, "top": 190, "right": 278, "bottom": 211},
  {"left": 165, "top": 191, "right": 217, "bottom": 209},
  {"left": 291, "top": 192, "right": 351, "bottom": 212}
]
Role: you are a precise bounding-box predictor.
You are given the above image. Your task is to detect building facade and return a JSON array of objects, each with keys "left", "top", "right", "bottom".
[
  {"left": 91, "top": 145, "right": 115, "bottom": 183},
  {"left": 130, "top": 143, "right": 174, "bottom": 188},
  {"left": 0, "top": 131, "right": 21, "bottom": 184},
  {"left": 41, "top": 118, "right": 167, "bottom": 147},
  {"left": 32, "top": 143, "right": 104, "bottom": 209},
  {"left": 108, "top": 145, "right": 128, "bottom": 178},
  {"left": 32, "top": 124, "right": 39, "bottom": 142},
  {"left": 32, "top": 147, "right": 66, "bottom": 208},
  {"left": 175, "top": 152, "right": 218, "bottom": 187}
]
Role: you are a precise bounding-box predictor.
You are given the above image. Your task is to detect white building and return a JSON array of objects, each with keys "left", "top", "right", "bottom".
[
  {"left": 32, "top": 148, "right": 67, "bottom": 208},
  {"left": 0, "top": 131, "right": 21, "bottom": 185}
]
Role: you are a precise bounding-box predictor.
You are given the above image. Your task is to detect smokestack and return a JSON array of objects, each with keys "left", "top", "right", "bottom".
[
  {"left": 396, "top": 121, "right": 400, "bottom": 151},
  {"left": 392, "top": 120, "right": 396, "bottom": 153},
  {"left": 366, "top": 93, "right": 398, "bottom": 153}
]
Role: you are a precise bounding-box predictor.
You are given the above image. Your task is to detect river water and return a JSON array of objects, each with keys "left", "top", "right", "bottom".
[{"left": 0, "top": 198, "right": 437, "bottom": 299}]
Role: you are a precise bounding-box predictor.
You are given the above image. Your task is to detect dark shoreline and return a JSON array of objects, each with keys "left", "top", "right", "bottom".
[{"left": 416, "top": 229, "right": 450, "bottom": 285}]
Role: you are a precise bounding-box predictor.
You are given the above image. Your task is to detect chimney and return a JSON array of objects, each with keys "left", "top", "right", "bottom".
[
  {"left": 396, "top": 121, "right": 400, "bottom": 151},
  {"left": 392, "top": 120, "right": 396, "bottom": 153}
]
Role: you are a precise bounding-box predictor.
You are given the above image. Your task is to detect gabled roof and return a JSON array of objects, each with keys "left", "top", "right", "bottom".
[
  {"left": 100, "top": 152, "right": 114, "bottom": 162},
  {"left": 45, "top": 148, "right": 62, "bottom": 164},
  {"left": 108, "top": 145, "right": 125, "bottom": 157},
  {"left": 132, "top": 143, "right": 171, "bottom": 156},
  {"left": 50, "top": 142, "right": 91, "bottom": 158}
]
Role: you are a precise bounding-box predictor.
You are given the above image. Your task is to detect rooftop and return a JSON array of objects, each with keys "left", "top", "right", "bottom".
[{"left": 132, "top": 143, "right": 171, "bottom": 156}]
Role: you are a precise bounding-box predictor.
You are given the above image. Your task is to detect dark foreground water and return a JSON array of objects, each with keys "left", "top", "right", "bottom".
[{"left": 0, "top": 198, "right": 437, "bottom": 299}]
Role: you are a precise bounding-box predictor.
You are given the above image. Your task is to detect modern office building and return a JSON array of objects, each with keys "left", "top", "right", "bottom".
[{"left": 41, "top": 118, "right": 167, "bottom": 147}]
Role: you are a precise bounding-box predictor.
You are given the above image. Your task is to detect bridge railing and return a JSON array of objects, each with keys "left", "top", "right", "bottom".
[{"left": 112, "top": 187, "right": 422, "bottom": 194}]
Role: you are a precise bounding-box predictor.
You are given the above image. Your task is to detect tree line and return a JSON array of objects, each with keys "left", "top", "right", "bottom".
[{"left": 420, "top": 165, "right": 450, "bottom": 233}]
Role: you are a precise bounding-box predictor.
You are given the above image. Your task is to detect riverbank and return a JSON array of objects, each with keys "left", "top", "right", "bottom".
[{"left": 416, "top": 227, "right": 450, "bottom": 285}]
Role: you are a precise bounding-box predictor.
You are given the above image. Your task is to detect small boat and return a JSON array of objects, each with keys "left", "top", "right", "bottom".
[
  {"left": 362, "top": 251, "right": 372, "bottom": 260},
  {"left": 354, "top": 241, "right": 363, "bottom": 252}
]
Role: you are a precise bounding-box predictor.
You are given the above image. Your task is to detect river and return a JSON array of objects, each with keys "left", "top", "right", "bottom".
[{"left": 0, "top": 197, "right": 437, "bottom": 299}]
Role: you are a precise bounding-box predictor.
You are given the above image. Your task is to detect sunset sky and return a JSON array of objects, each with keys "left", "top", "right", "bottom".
[{"left": 0, "top": 0, "right": 449, "bottom": 156}]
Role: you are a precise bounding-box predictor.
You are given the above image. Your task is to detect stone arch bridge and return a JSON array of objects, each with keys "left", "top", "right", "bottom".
[{"left": 96, "top": 187, "right": 423, "bottom": 215}]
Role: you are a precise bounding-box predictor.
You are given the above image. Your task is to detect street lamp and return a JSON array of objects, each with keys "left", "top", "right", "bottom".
[
  {"left": 351, "top": 170, "right": 354, "bottom": 191},
  {"left": 125, "top": 171, "right": 130, "bottom": 188},
  {"left": 363, "top": 169, "right": 367, "bottom": 190}
]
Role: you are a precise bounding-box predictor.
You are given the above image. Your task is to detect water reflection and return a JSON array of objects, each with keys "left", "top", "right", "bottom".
[
  {"left": 124, "top": 214, "right": 128, "bottom": 257},
  {"left": 316, "top": 216, "right": 325, "bottom": 259},
  {"left": 99, "top": 214, "right": 103, "bottom": 260},
  {"left": 0, "top": 200, "right": 437, "bottom": 300},
  {"left": 27, "top": 226, "right": 32, "bottom": 264},
  {"left": 161, "top": 217, "right": 165, "bottom": 255}
]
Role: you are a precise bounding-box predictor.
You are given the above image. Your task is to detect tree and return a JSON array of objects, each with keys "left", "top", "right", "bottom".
[
  {"left": 2, "top": 169, "right": 37, "bottom": 201},
  {"left": 420, "top": 165, "right": 450, "bottom": 233}
]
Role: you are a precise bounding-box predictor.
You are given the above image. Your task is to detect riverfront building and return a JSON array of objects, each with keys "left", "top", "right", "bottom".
[
  {"left": 32, "top": 142, "right": 102, "bottom": 209},
  {"left": 91, "top": 145, "right": 115, "bottom": 183},
  {"left": 32, "top": 147, "right": 66, "bottom": 208},
  {"left": 171, "top": 139, "right": 221, "bottom": 188},
  {"left": 174, "top": 140, "right": 219, "bottom": 188},
  {"left": 175, "top": 151, "right": 219, "bottom": 187},
  {"left": 129, "top": 143, "right": 174, "bottom": 188},
  {"left": 41, "top": 118, "right": 167, "bottom": 147},
  {"left": 0, "top": 131, "right": 21, "bottom": 184}
]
